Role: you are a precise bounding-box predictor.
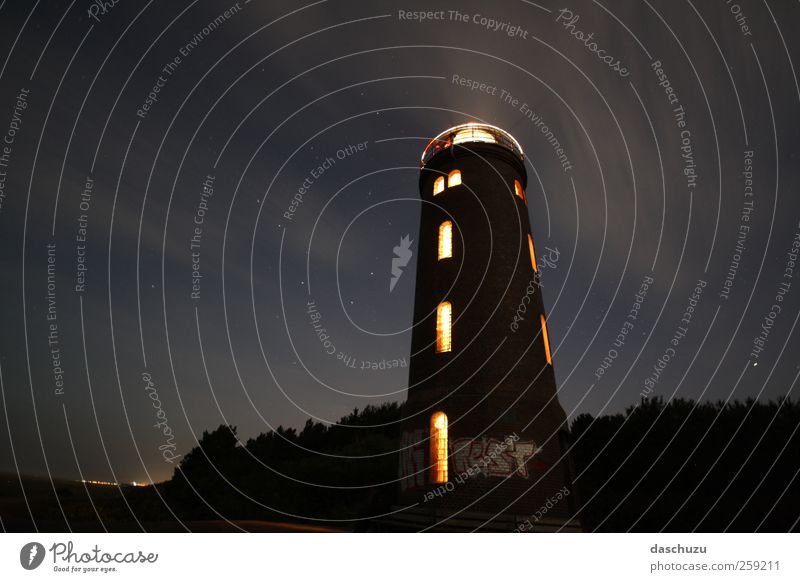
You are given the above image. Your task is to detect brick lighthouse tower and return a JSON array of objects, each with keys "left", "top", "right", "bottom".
[{"left": 390, "top": 123, "right": 580, "bottom": 532}]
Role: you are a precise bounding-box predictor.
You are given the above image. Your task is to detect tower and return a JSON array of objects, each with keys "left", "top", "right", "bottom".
[{"left": 393, "top": 123, "right": 580, "bottom": 531}]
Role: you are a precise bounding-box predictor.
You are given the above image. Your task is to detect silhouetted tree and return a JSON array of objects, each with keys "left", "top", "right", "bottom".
[
  {"left": 570, "top": 396, "right": 800, "bottom": 532},
  {"left": 149, "top": 397, "right": 799, "bottom": 530}
]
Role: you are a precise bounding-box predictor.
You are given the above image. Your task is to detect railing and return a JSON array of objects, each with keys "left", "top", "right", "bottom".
[{"left": 421, "top": 123, "right": 524, "bottom": 166}]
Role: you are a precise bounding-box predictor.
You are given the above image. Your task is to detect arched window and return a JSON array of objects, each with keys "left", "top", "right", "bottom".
[
  {"left": 430, "top": 412, "right": 448, "bottom": 483},
  {"left": 528, "top": 234, "right": 538, "bottom": 272},
  {"left": 438, "top": 221, "right": 453, "bottom": 260},
  {"left": 540, "top": 314, "right": 552, "bottom": 365},
  {"left": 433, "top": 176, "right": 445, "bottom": 195},
  {"left": 514, "top": 179, "right": 526, "bottom": 203},
  {"left": 447, "top": 169, "right": 462, "bottom": 187},
  {"left": 436, "top": 301, "right": 452, "bottom": 353}
]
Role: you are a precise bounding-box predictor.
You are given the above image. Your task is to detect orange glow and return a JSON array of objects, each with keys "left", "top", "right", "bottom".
[
  {"left": 438, "top": 221, "right": 453, "bottom": 260},
  {"left": 433, "top": 176, "right": 445, "bottom": 195},
  {"left": 514, "top": 179, "right": 525, "bottom": 201},
  {"left": 541, "top": 314, "right": 552, "bottom": 365},
  {"left": 436, "top": 302, "right": 452, "bottom": 353},
  {"left": 448, "top": 169, "right": 462, "bottom": 187},
  {"left": 430, "top": 412, "right": 448, "bottom": 483},
  {"left": 528, "top": 234, "right": 538, "bottom": 272}
]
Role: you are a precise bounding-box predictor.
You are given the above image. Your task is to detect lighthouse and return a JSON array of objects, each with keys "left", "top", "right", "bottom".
[{"left": 391, "top": 123, "right": 580, "bottom": 532}]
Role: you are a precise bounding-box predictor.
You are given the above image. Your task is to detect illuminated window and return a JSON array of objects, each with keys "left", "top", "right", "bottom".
[
  {"left": 430, "top": 412, "right": 448, "bottom": 483},
  {"left": 514, "top": 179, "right": 527, "bottom": 204},
  {"left": 438, "top": 221, "right": 453, "bottom": 260},
  {"left": 436, "top": 301, "right": 452, "bottom": 353},
  {"left": 433, "top": 176, "right": 445, "bottom": 195},
  {"left": 528, "top": 234, "right": 538, "bottom": 272},
  {"left": 540, "top": 314, "right": 552, "bottom": 365},
  {"left": 452, "top": 127, "right": 496, "bottom": 145},
  {"left": 448, "top": 169, "right": 462, "bottom": 188}
]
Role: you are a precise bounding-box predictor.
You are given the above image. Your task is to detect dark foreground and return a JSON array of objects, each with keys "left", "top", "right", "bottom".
[{"left": 3, "top": 397, "right": 799, "bottom": 532}]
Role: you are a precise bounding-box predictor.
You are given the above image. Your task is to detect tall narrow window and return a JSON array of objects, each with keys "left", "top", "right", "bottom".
[
  {"left": 436, "top": 301, "right": 452, "bottom": 353},
  {"left": 433, "top": 176, "right": 445, "bottom": 195},
  {"left": 448, "top": 169, "right": 462, "bottom": 187},
  {"left": 528, "top": 234, "right": 538, "bottom": 272},
  {"left": 430, "top": 412, "right": 448, "bottom": 483},
  {"left": 514, "top": 179, "right": 526, "bottom": 203},
  {"left": 438, "top": 221, "right": 453, "bottom": 260},
  {"left": 541, "top": 314, "right": 552, "bottom": 365}
]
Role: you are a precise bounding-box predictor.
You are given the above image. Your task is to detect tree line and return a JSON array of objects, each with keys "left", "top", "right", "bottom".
[{"left": 133, "top": 396, "right": 799, "bottom": 531}]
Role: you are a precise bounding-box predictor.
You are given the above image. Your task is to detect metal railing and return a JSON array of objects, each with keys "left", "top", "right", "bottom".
[{"left": 421, "top": 123, "right": 525, "bottom": 167}]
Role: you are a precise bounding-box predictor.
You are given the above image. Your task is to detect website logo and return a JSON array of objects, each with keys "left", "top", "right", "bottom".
[
  {"left": 20, "top": 542, "right": 46, "bottom": 570},
  {"left": 389, "top": 234, "right": 413, "bottom": 292}
]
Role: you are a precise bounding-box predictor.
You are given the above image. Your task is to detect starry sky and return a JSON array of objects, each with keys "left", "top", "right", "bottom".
[{"left": 0, "top": 0, "right": 799, "bottom": 485}]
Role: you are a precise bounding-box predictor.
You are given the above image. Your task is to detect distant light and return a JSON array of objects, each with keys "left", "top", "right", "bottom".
[{"left": 80, "top": 479, "right": 118, "bottom": 486}]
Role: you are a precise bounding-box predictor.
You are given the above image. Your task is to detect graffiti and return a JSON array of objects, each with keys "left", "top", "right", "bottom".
[
  {"left": 401, "top": 430, "right": 546, "bottom": 491},
  {"left": 424, "top": 432, "right": 525, "bottom": 502},
  {"left": 451, "top": 435, "right": 542, "bottom": 479},
  {"left": 399, "top": 429, "right": 426, "bottom": 491}
]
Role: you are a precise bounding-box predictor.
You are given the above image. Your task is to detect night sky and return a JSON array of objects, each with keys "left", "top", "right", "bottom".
[{"left": 1, "top": 0, "right": 799, "bottom": 487}]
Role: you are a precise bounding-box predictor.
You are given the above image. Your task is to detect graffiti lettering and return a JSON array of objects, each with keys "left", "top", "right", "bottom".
[{"left": 451, "top": 434, "right": 541, "bottom": 479}]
